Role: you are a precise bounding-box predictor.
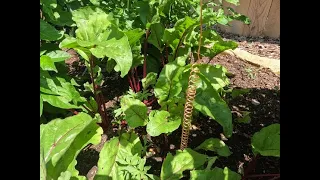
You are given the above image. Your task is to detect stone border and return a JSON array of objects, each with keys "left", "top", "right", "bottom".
[{"left": 222, "top": 48, "right": 280, "bottom": 76}]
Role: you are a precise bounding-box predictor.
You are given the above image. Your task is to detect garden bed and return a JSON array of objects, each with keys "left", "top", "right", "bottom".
[{"left": 74, "top": 52, "right": 280, "bottom": 180}]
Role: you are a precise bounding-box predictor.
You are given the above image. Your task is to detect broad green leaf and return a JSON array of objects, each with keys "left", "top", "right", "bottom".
[
  {"left": 119, "top": 132, "right": 143, "bottom": 156},
  {"left": 197, "top": 64, "right": 229, "bottom": 91},
  {"left": 225, "top": 0, "right": 240, "bottom": 6},
  {"left": 71, "top": 7, "right": 133, "bottom": 77},
  {"left": 55, "top": 77, "right": 87, "bottom": 104},
  {"left": 147, "top": 110, "right": 181, "bottom": 137},
  {"left": 154, "top": 62, "right": 185, "bottom": 107},
  {"left": 195, "top": 138, "right": 232, "bottom": 157},
  {"left": 190, "top": 167, "right": 241, "bottom": 180},
  {"left": 120, "top": 96, "right": 148, "bottom": 128},
  {"left": 193, "top": 74, "right": 233, "bottom": 137},
  {"left": 95, "top": 137, "right": 122, "bottom": 180},
  {"left": 136, "top": 1, "right": 151, "bottom": 25},
  {"left": 148, "top": 23, "right": 165, "bottom": 50},
  {"left": 252, "top": 124, "right": 280, "bottom": 157},
  {"left": 212, "top": 40, "right": 238, "bottom": 57},
  {"left": 142, "top": 72, "right": 157, "bottom": 89},
  {"left": 74, "top": 47, "right": 91, "bottom": 61},
  {"left": 40, "top": 113, "right": 103, "bottom": 179},
  {"left": 40, "top": 147, "right": 46, "bottom": 180},
  {"left": 124, "top": 29, "right": 145, "bottom": 46},
  {"left": 46, "top": 50, "right": 71, "bottom": 62},
  {"left": 89, "top": 26, "right": 133, "bottom": 77},
  {"left": 206, "top": 157, "right": 218, "bottom": 170},
  {"left": 59, "top": 37, "right": 79, "bottom": 49},
  {"left": 40, "top": 95, "right": 43, "bottom": 117},
  {"left": 57, "top": 171, "right": 71, "bottom": 180},
  {"left": 163, "top": 17, "right": 198, "bottom": 53},
  {"left": 40, "top": 19, "right": 63, "bottom": 41},
  {"left": 146, "top": 55, "right": 160, "bottom": 74},
  {"left": 41, "top": 93, "right": 79, "bottom": 109},
  {"left": 40, "top": 55, "right": 57, "bottom": 72},
  {"left": 160, "top": 148, "right": 208, "bottom": 180}
]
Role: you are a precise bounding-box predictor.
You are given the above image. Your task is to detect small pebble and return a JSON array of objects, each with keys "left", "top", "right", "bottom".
[
  {"left": 220, "top": 133, "right": 228, "bottom": 141},
  {"left": 192, "top": 134, "right": 197, "bottom": 137},
  {"left": 209, "top": 129, "right": 213, "bottom": 134},
  {"left": 251, "top": 99, "right": 260, "bottom": 105},
  {"left": 170, "top": 144, "right": 175, "bottom": 150}
]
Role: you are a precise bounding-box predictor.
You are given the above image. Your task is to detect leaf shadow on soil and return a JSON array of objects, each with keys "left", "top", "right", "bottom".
[{"left": 146, "top": 87, "right": 280, "bottom": 180}]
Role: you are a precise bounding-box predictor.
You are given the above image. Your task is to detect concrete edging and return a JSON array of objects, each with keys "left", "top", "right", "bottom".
[{"left": 222, "top": 48, "right": 280, "bottom": 76}]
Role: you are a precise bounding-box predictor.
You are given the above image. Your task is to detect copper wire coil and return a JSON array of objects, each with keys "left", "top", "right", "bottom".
[{"left": 180, "top": 65, "right": 199, "bottom": 150}]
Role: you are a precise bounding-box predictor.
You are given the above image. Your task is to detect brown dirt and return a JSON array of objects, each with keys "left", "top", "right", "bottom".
[
  {"left": 216, "top": 28, "right": 280, "bottom": 60},
  {"left": 73, "top": 37, "right": 280, "bottom": 179}
]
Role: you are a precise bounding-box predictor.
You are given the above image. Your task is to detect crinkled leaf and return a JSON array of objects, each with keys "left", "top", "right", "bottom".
[
  {"left": 40, "top": 113, "right": 103, "bottom": 179},
  {"left": 252, "top": 124, "right": 280, "bottom": 157},
  {"left": 46, "top": 50, "right": 71, "bottom": 62},
  {"left": 71, "top": 8, "right": 133, "bottom": 77},
  {"left": 147, "top": 110, "right": 181, "bottom": 137},
  {"left": 142, "top": 72, "right": 157, "bottom": 89},
  {"left": 190, "top": 167, "right": 241, "bottom": 180},
  {"left": 163, "top": 17, "right": 198, "bottom": 53},
  {"left": 40, "top": 19, "right": 63, "bottom": 41},
  {"left": 95, "top": 137, "right": 122, "bottom": 180},
  {"left": 197, "top": 64, "right": 229, "bottom": 91},
  {"left": 195, "top": 138, "right": 232, "bottom": 157},
  {"left": 89, "top": 25, "right": 132, "bottom": 77},
  {"left": 41, "top": 93, "right": 79, "bottom": 109},
  {"left": 193, "top": 74, "right": 233, "bottom": 137},
  {"left": 148, "top": 23, "right": 165, "bottom": 50},
  {"left": 120, "top": 96, "right": 148, "bottom": 128},
  {"left": 40, "top": 55, "right": 57, "bottom": 72},
  {"left": 154, "top": 62, "right": 185, "bottom": 107},
  {"left": 160, "top": 148, "right": 208, "bottom": 180}
]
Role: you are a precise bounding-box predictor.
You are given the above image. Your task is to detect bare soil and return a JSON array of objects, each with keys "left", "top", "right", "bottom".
[{"left": 70, "top": 35, "right": 280, "bottom": 179}]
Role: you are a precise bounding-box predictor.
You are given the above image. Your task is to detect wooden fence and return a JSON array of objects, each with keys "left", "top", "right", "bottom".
[{"left": 219, "top": 0, "right": 280, "bottom": 38}]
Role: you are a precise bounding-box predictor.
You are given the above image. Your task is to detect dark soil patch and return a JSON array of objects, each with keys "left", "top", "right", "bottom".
[{"left": 74, "top": 52, "right": 280, "bottom": 179}]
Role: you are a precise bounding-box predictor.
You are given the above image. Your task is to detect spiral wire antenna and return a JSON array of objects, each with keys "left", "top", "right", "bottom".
[
  {"left": 180, "top": 63, "right": 199, "bottom": 150},
  {"left": 180, "top": 0, "right": 203, "bottom": 150}
]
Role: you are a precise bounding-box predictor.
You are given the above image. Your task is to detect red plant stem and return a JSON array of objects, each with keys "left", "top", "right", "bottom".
[
  {"left": 143, "top": 29, "right": 150, "bottom": 78},
  {"left": 128, "top": 73, "right": 134, "bottom": 91},
  {"left": 134, "top": 67, "right": 140, "bottom": 91},
  {"left": 160, "top": 54, "right": 165, "bottom": 66},
  {"left": 131, "top": 69, "right": 138, "bottom": 92},
  {"left": 69, "top": 109, "right": 78, "bottom": 115},
  {"left": 144, "top": 97, "right": 156, "bottom": 106},
  {"left": 245, "top": 174, "right": 280, "bottom": 178}
]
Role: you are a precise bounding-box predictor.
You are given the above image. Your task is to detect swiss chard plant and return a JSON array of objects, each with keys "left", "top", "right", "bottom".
[{"left": 39, "top": 0, "right": 279, "bottom": 179}]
